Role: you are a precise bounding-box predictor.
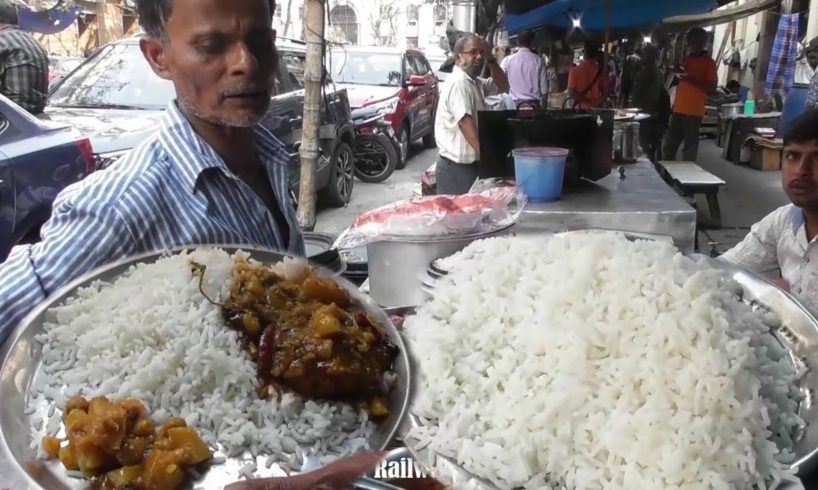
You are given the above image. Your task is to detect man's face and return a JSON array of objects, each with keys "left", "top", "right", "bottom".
[
  {"left": 782, "top": 140, "right": 818, "bottom": 210},
  {"left": 807, "top": 50, "right": 818, "bottom": 70},
  {"left": 457, "top": 37, "right": 484, "bottom": 78},
  {"left": 142, "top": 0, "right": 277, "bottom": 127}
]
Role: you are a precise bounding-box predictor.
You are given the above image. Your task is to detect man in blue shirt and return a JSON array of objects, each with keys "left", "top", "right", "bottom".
[{"left": 0, "top": 0, "right": 304, "bottom": 342}]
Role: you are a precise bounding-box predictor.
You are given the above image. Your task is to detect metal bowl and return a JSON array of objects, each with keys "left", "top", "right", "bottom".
[{"left": 0, "top": 246, "right": 411, "bottom": 489}]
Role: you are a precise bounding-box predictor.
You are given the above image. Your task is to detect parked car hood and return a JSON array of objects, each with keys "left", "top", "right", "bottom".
[
  {"left": 335, "top": 84, "right": 401, "bottom": 109},
  {"left": 44, "top": 106, "right": 164, "bottom": 155}
]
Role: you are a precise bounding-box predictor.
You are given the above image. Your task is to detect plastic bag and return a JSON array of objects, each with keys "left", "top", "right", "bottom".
[{"left": 333, "top": 186, "right": 527, "bottom": 250}]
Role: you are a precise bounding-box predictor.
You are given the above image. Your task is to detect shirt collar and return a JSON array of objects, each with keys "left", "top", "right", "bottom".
[
  {"left": 788, "top": 205, "right": 806, "bottom": 232},
  {"left": 158, "top": 101, "right": 289, "bottom": 193},
  {"left": 452, "top": 65, "right": 476, "bottom": 83}
]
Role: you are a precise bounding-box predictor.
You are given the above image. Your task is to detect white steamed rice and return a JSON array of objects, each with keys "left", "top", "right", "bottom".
[
  {"left": 405, "top": 232, "right": 802, "bottom": 490},
  {"left": 33, "top": 248, "right": 373, "bottom": 472}
]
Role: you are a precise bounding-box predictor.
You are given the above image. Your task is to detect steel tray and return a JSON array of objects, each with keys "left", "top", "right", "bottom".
[
  {"left": 0, "top": 246, "right": 411, "bottom": 489},
  {"left": 403, "top": 241, "right": 818, "bottom": 489}
]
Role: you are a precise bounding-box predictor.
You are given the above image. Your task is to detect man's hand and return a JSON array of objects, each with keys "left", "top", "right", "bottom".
[
  {"left": 481, "top": 38, "right": 495, "bottom": 64},
  {"left": 223, "top": 452, "right": 386, "bottom": 490}
]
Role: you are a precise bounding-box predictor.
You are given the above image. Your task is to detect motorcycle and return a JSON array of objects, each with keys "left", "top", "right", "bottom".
[{"left": 351, "top": 106, "right": 400, "bottom": 184}]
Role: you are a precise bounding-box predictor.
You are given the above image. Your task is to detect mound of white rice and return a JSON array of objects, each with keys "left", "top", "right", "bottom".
[
  {"left": 405, "top": 233, "right": 801, "bottom": 490},
  {"left": 33, "top": 249, "right": 373, "bottom": 472}
]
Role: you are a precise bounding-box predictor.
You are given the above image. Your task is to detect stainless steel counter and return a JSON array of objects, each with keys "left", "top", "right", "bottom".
[{"left": 512, "top": 160, "right": 698, "bottom": 251}]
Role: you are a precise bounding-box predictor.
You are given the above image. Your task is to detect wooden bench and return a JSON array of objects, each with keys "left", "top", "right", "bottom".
[{"left": 656, "top": 161, "right": 726, "bottom": 229}]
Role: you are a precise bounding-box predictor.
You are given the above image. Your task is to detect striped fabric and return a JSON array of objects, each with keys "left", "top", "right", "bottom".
[
  {"left": 765, "top": 13, "right": 799, "bottom": 97},
  {"left": 807, "top": 69, "right": 818, "bottom": 110},
  {"left": 0, "top": 101, "right": 304, "bottom": 344},
  {"left": 0, "top": 25, "right": 48, "bottom": 114}
]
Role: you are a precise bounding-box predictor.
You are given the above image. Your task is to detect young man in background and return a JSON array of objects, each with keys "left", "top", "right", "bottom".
[
  {"left": 663, "top": 27, "right": 717, "bottom": 162},
  {"left": 721, "top": 110, "right": 818, "bottom": 315},
  {"left": 501, "top": 31, "right": 549, "bottom": 108}
]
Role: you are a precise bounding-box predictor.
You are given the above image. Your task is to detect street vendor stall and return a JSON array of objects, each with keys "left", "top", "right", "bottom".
[
  {"left": 474, "top": 107, "right": 697, "bottom": 251},
  {"left": 506, "top": 160, "right": 697, "bottom": 251}
]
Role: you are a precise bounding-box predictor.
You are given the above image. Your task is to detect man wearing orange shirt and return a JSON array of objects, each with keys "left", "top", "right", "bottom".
[
  {"left": 663, "top": 28, "right": 718, "bottom": 162},
  {"left": 568, "top": 41, "right": 607, "bottom": 110}
]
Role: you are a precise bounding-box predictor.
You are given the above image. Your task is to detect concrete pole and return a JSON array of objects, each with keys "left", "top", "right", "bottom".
[
  {"left": 297, "top": 0, "right": 325, "bottom": 230},
  {"left": 807, "top": 0, "right": 818, "bottom": 42}
]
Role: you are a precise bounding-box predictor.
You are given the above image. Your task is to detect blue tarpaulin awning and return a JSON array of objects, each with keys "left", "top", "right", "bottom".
[
  {"left": 505, "top": 0, "right": 719, "bottom": 34},
  {"left": 17, "top": 1, "right": 81, "bottom": 36}
]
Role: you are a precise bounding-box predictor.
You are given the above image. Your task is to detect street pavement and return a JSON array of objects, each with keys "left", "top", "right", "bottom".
[
  {"left": 694, "top": 138, "right": 788, "bottom": 255},
  {"left": 316, "top": 137, "right": 787, "bottom": 255},
  {"left": 315, "top": 144, "right": 437, "bottom": 237}
]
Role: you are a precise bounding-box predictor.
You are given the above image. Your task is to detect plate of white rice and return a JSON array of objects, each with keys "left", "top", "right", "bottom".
[
  {"left": 0, "top": 246, "right": 410, "bottom": 489},
  {"left": 402, "top": 232, "right": 818, "bottom": 490}
]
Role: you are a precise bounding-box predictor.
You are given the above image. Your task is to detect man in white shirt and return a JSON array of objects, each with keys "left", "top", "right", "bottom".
[
  {"left": 738, "top": 40, "right": 757, "bottom": 102},
  {"left": 500, "top": 31, "right": 548, "bottom": 108},
  {"left": 794, "top": 42, "right": 817, "bottom": 84},
  {"left": 721, "top": 110, "right": 818, "bottom": 314},
  {"left": 434, "top": 34, "right": 509, "bottom": 195}
]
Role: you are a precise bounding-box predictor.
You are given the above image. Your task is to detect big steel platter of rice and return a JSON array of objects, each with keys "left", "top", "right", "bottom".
[
  {"left": 29, "top": 249, "right": 397, "bottom": 481},
  {"left": 404, "top": 232, "right": 804, "bottom": 490}
]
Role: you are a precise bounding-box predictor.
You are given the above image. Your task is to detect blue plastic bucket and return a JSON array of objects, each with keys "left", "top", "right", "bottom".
[{"left": 512, "top": 147, "right": 569, "bottom": 203}]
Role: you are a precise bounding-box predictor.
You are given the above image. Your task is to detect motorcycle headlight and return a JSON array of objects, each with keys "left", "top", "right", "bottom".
[{"left": 369, "top": 98, "right": 399, "bottom": 116}]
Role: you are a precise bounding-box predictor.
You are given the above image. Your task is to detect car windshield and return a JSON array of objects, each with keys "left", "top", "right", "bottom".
[
  {"left": 330, "top": 52, "right": 402, "bottom": 87},
  {"left": 50, "top": 43, "right": 176, "bottom": 110},
  {"left": 427, "top": 57, "right": 447, "bottom": 71}
]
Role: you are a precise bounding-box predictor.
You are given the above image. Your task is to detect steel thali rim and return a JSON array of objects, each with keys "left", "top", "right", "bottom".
[{"left": 0, "top": 245, "right": 411, "bottom": 489}]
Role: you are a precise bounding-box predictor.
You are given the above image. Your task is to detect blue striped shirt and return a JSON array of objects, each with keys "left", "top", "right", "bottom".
[{"left": 0, "top": 101, "right": 304, "bottom": 343}]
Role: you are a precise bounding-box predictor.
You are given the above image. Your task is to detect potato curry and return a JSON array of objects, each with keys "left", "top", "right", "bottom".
[
  {"left": 198, "top": 259, "right": 399, "bottom": 418},
  {"left": 42, "top": 396, "right": 211, "bottom": 490}
]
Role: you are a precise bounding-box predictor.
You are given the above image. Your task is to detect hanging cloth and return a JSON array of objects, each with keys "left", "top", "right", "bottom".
[{"left": 765, "top": 13, "right": 799, "bottom": 96}]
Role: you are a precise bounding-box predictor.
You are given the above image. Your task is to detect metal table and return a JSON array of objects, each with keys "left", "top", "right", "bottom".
[{"left": 512, "top": 160, "right": 698, "bottom": 252}]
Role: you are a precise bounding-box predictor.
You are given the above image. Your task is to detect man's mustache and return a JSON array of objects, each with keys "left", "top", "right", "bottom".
[
  {"left": 219, "top": 85, "right": 269, "bottom": 100},
  {"left": 788, "top": 178, "right": 815, "bottom": 188}
]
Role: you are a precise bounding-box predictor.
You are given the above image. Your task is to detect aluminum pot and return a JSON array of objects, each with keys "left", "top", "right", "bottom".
[
  {"left": 612, "top": 121, "right": 640, "bottom": 163},
  {"left": 720, "top": 102, "right": 744, "bottom": 119},
  {"left": 367, "top": 226, "right": 512, "bottom": 308}
]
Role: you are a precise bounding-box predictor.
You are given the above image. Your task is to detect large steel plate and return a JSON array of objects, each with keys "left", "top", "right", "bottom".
[
  {"left": 402, "top": 233, "right": 816, "bottom": 490},
  {"left": 0, "top": 246, "right": 411, "bottom": 489}
]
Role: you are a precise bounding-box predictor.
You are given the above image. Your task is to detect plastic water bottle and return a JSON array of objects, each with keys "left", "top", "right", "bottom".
[{"left": 744, "top": 92, "right": 756, "bottom": 115}]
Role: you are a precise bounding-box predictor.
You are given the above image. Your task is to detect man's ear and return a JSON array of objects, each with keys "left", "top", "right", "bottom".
[{"left": 140, "top": 37, "right": 172, "bottom": 81}]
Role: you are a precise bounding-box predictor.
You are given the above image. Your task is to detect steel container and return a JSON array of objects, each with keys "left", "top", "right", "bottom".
[
  {"left": 367, "top": 227, "right": 512, "bottom": 308},
  {"left": 612, "top": 121, "right": 641, "bottom": 163}
]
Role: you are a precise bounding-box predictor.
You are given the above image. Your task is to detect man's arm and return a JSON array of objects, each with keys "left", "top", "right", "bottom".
[
  {"left": 567, "top": 66, "right": 580, "bottom": 102},
  {"left": 680, "top": 60, "right": 718, "bottom": 95},
  {"left": 486, "top": 56, "right": 510, "bottom": 93},
  {"left": 720, "top": 208, "right": 786, "bottom": 274},
  {"left": 538, "top": 60, "right": 549, "bottom": 101},
  {"left": 0, "top": 200, "right": 135, "bottom": 344},
  {"left": 679, "top": 74, "right": 717, "bottom": 94},
  {"left": 458, "top": 115, "right": 480, "bottom": 153},
  {"left": 500, "top": 54, "right": 511, "bottom": 73},
  {"left": 0, "top": 46, "right": 46, "bottom": 113}
]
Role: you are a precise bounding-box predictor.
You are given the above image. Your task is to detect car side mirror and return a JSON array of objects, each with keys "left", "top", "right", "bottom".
[{"left": 408, "top": 75, "right": 426, "bottom": 87}]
